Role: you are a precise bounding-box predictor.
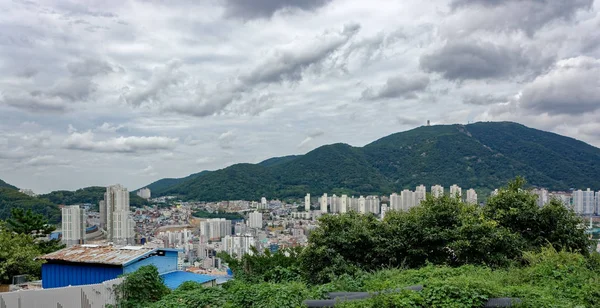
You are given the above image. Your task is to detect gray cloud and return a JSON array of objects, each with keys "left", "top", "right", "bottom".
[
  {"left": 463, "top": 94, "right": 508, "bottom": 106},
  {"left": 396, "top": 116, "right": 422, "bottom": 126},
  {"left": 1, "top": 95, "right": 68, "bottom": 113},
  {"left": 218, "top": 131, "right": 236, "bottom": 149},
  {"left": 67, "top": 59, "right": 115, "bottom": 77},
  {"left": 64, "top": 131, "right": 178, "bottom": 153},
  {"left": 420, "top": 40, "right": 529, "bottom": 81},
  {"left": 223, "top": 0, "right": 332, "bottom": 20},
  {"left": 124, "top": 60, "right": 186, "bottom": 107},
  {"left": 241, "top": 23, "right": 360, "bottom": 85},
  {"left": 448, "top": 0, "right": 594, "bottom": 35},
  {"left": 518, "top": 56, "right": 600, "bottom": 115},
  {"left": 361, "top": 74, "right": 429, "bottom": 100}
]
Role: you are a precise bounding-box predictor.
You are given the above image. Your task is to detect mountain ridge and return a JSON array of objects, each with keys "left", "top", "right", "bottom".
[{"left": 146, "top": 121, "right": 600, "bottom": 201}]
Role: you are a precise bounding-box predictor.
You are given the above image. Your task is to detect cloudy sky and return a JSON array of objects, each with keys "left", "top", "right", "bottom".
[{"left": 1, "top": 0, "right": 600, "bottom": 193}]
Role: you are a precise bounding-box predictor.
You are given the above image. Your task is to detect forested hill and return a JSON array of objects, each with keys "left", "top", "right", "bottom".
[
  {"left": 0, "top": 179, "right": 17, "bottom": 190},
  {"left": 40, "top": 186, "right": 149, "bottom": 208},
  {"left": 147, "top": 121, "right": 600, "bottom": 201}
]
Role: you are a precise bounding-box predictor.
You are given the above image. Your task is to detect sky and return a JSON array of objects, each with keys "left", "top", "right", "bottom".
[{"left": 1, "top": 0, "right": 600, "bottom": 193}]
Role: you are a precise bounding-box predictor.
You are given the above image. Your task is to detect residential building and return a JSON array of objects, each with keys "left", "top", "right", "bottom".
[
  {"left": 465, "top": 189, "right": 478, "bottom": 205},
  {"left": 450, "top": 184, "right": 462, "bottom": 199},
  {"left": 136, "top": 187, "right": 151, "bottom": 199},
  {"left": 320, "top": 193, "right": 328, "bottom": 213},
  {"left": 19, "top": 188, "right": 36, "bottom": 197},
  {"left": 340, "top": 194, "right": 348, "bottom": 213},
  {"left": 259, "top": 197, "right": 268, "bottom": 210},
  {"left": 431, "top": 185, "right": 444, "bottom": 198},
  {"left": 358, "top": 196, "right": 366, "bottom": 213},
  {"left": 572, "top": 188, "right": 595, "bottom": 215},
  {"left": 415, "top": 185, "right": 426, "bottom": 204},
  {"left": 381, "top": 204, "right": 389, "bottom": 220},
  {"left": 596, "top": 191, "right": 600, "bottom": 215},
  {"left": 390, "top": 193, "right": 401, "bottom": 211},
  {"left": 248, "top": 211, "right": 263, "bottom": 229},
  {"left": 221, "top": 234, "right": 256, "bottom": 258},
  {"left": 101, "top": 184, "right": 135, "bottom": 245},
  {"left": 61, "top": 205, "right": 86, "bottom": 247},
  {"left": 400, "top": 189, "right": 416, "bottom": 211},
  {"left": 532, "top": 188, "right": 549, "bottom": 207},
  {"left": 331, "top": 194, "right": 339, "bottom": 213},
  {"left": 200, "top": 218, "right": 232, "bottom": 241},
  {"left": 365, "top": 195, "right": 380, "bottom": 214},
  {"left": 305, "top": 193, "right": 311, "bottom": 211}
]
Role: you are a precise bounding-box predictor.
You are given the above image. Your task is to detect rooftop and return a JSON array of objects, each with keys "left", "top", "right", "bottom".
[
  {"left": 160, "top": 271, "right": 218, "bottom": 289},
  {"left": 38, "top": 245, "right": 156, "bottom": 266}
]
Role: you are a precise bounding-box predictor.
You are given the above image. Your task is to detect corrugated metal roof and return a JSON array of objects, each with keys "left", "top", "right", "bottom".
[
  {"left": 161, "top": 271, "right": 217, "bottom": 290},
  {"left": 39, "top": 245, "right": 156, "bottom": 266}
]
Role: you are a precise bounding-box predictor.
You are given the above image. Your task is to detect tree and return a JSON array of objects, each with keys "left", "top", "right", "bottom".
[
  {"left": 218, "top": 246, "right": 304, "bottom": 283},
  {"left": 485, "top": 177, "right": 590, "bottom": 254},
  {"left": 0, "top": 228, "right": 44, "bottom": 284},
  {"left": 112, "top": 265, "right": 170, "bottom": 307},
  {"left": 7, "top": 208, "right": 64, "bottom": 254}
]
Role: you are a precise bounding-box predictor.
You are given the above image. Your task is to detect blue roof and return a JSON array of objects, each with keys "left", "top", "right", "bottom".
[{"left": 161, "top": 271, "right": 217, "bottom": 290}]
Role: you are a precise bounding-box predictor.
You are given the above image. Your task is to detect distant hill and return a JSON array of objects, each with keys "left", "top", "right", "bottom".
[
  {"left": 0, "top": 188, "right": 60, "bottom": 224},
  {"left": 40, "top": 186, "right": 149, "bottom": 208},
  {"left": 146, "top": 122, "right": 600, "bottom": 201},
  {"left": 0, "top": 179, "right": 17, "bottom": 190},
  {"left": 142, "top": 171, "right": 209, "bottom": 196}
]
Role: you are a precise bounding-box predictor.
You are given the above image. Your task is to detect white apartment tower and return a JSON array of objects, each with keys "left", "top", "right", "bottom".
[
  {"left": 365, "top": 196, "right": 380, "bottom": 214},
  {"left": 137, "top": 187, "right": 151, "bottom": 199},
  {"left": 532, "top": 188, "right": 549, "bottom": 207},
  {"left": 381, "top": 204, "right": 389, "bottom": 220},
  {"left": 390, "top": 193, "right": 401, "bottom": 211},
  {"left": 596, "top": 191, "right": 600, "bottom": 215},
  {"left": 260, "top": 197, "right": 268, "bottom": 210},
  {"left": 450, "top": 185, "right": 462, "bottom": 199},
  {"left": 320, "top": 193, "right": 328, "bottom": 213},
  {"left": 200, "top": 218, "right": 232, "bottom": 241},
  {"left": 102, "top": 184, "right": 135, "bottom": 245},
  {"left": 331, "top": 194, "right": 339, "bottom": 213},
  {"left": 340, "top": 194, "right": 348, "bottom": 213},
  {"left": 61, "top": 205, "right": 86, "bottom": 247},
  {"left": 400, "top": 189, "right": 416, "bottom": 211},
  {"left": 466, "top": 189, "right": 478, "bottom": 205},
  {"left": 221, "top": 234, "right": 256, "bottom": 259},
  {"left": 431, "top": 185, "right": 444, "bottom": 198},
  {"left": 572, "top": 189, "right": 595, "bottom": 215},
  {"left": 248, "top": 211, "right": 263, "bottom": 229},
  {"left": 415, "top": 185, "right": 426, "bottom": 205},
  {"left": 305, "top": 193, "right": 311, "bottom": 211},
  {"left": 358, "top": 196, "right": 366, "bottom": 213}
]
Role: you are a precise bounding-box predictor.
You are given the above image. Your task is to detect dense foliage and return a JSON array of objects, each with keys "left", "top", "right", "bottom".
[
  {"left": 144, "top": 171, "right": 209, "bottom": 196},
  {"left": 40, "top": 186, "right": 149, "bottom": 209},
  {"left": 192, "top": 209, "right": 244, "bottom": 220},
  {"left": 111, "top": 265, "right": 170, "bottom": 308},
  {"left": 0, "top": 188, "right": 60, "bottom": 224},
  {"left": 149, "top": 122, "right": 600, "bottom": 201},
  {"left": 0, "top": 209, "right": 64, "bottom": 284}
]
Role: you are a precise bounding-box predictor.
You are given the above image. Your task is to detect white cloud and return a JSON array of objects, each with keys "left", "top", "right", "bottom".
[{"left": 64, "top": 131, "right": 178, "bottom": 153}]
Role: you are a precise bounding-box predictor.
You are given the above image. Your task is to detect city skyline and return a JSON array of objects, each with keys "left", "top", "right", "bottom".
[{"left": 2, "top": 0, "right": 600, "bottom": 193}]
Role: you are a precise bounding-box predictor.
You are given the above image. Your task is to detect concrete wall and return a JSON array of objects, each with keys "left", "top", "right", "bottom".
[{"left": 0, "top": 278, "right": 122, "bottom": 308}]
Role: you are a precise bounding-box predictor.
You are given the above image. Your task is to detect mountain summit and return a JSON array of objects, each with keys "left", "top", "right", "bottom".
[{"left": 147, "top": 122, "right": 600, "bottom": 201}]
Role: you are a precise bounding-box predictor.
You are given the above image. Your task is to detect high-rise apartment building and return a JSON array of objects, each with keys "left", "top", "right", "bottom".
[
  {"left": 596, "top": 191, "right": 600, "bottom": 215},
  {"left": 572, "top": 188, "right": 595, "bottom": 215},
  {"left": 365, "top": 196, "right": 380, "bottom": 214},
  {"left": 431, "top": 185, "right": 444, "bottom": 198},
  {"left": 221, "top": 234, "right": 256, "bottom": 258},
  {"left": 320, "top": 193, "right": 328, "bottom": 213},
  {"left": 200, "top": 218, "right": 232, "bottom": 241},
  {"left": 136, "top": 187, "right": 151, "bottom": 199},
  {"left": 331, "top": 194, "right": 339, "bottom": 213},
  {"left": 466, "top": 189, "right": 478, "bottom": 205},
  {"left": 390, "top": 193, "right": 401, "bottom": 211},
  {"left": 415, "top": 185, "right": 426, "bottom": 204},
  {"left": 450, "top": 184, "right": 462, "bottom": 199},
  {"left": 101, "top": 184, "right": 134, "bottom": 245},
  {"left": 400, "top": 189, "right": 416, "bottom": 211},
  {"left": 61, "top": 205, "right": 86, "bottom": 247},
  {"left": 340, "top": 194, "right": 348, "bottom": 213},
  {"left": 532, "top": 188, "right": 549, "bottom": 207},
  {"left": 381, "top": 204, "right": 389, "bottom": 220},
  {"left": 358, "top": 196, "right": 366, "bottom": 213},
  {"left": 248, "top": 211, "right": 263, "bottom": 229},
  {"left": 304, "top": 193, "right": 311, "bottom": 211}
]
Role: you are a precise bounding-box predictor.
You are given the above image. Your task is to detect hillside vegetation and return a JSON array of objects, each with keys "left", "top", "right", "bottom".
[
  {"left": 149, "top": 122, "right": 600, "bottom": 201},
  {"left": 40, "top": 186, "right": 149, "bottom": 209},
  {"left": 114, "top": 179, "right": 600, "bottom": 307},
  {"left": 0, "top": 179, "right": 17, "bottom": 190},
  {"left": 0, "top": 188, "right": 60, "bottom": 224}
]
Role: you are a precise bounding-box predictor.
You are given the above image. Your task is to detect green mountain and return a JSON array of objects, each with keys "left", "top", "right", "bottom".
[
  {"left": 149, "top": 122, "right": 600, "bottom": 201},
  {"left": 0, "top": 188, "right": 60, "bottom": 224},
  {"left": 40, "top": 186, "right": 149, "bottom": 208},
  {"left": 0, "top": 179, "right": 17, "bottom": 190},
  {"left": 142, "top": 171, "right": 209, "bottom": 196}
]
